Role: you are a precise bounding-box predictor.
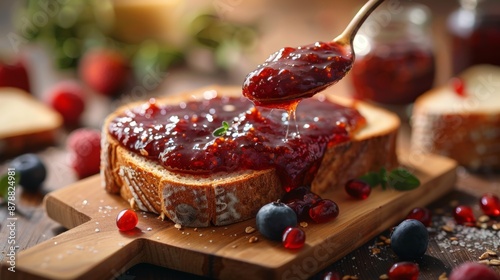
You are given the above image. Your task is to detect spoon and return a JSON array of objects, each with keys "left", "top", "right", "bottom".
[{"left": 242, "top": 0, "right": 386, "bottom": 109}]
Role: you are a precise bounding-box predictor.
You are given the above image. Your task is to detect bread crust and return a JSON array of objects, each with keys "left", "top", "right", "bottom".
[{"left": 101, "top": 86, "right": 400, "bottom": 226}]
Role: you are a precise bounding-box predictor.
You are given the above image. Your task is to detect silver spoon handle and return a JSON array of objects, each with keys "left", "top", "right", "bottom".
[{"left": 334, "top": 0, "right": 386, "bottom": 45}]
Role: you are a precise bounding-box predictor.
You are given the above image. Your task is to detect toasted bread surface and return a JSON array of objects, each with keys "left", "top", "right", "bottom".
[
  {"left": 101, "top": 86, "right": 400, "bottom": 226},
  {"left": 411, "top": 65, "right": 500, "bottom": 170},
  {"left": 0, "top": 88, "right": 62, "bottom": 158}
]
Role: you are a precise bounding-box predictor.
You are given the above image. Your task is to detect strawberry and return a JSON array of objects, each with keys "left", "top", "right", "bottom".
[
  {"left": 67, "top": 128, "right": 101, "bottom": 179},
  {"left": 47, "top": 81, "right": 85, "bottom": 126},
  {"left": 0, "top": 59, "right": 31, "bottom": 93},
  {"left": 79, "top": 48, "right": 130, "bottom": 96}
]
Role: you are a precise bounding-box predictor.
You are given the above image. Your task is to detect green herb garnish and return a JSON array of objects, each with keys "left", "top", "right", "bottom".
[
  {"left": 0, "top": 172, "right": 20, "bottom": 200},
  {"left": 212, "top": 121, "right": 230, "bottom": 137},
  {"left": 359, "top": 167, "right": 420, "bottom": 191}
]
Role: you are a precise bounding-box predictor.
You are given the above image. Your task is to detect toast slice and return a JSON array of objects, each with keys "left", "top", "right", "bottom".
[
  {"left": 411, "top": 64, "right": 500, "bottom": 171},
  {"left": 101, "top": 86, "right": 400, "bottom": 227},
  {"left": 0, "top": 87, "right": 63, "bottom": 158}
]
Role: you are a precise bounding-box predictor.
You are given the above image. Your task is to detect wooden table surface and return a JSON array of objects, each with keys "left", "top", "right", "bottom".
[{"left": 1, "top": 0, "right": 500, "bottom": 279}]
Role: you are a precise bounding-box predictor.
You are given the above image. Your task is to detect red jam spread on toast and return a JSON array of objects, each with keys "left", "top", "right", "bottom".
[
  {"left": 109, "top": 93, "right": 365, "bottom": 191},
  {"left": 242, "top": 41, "right": 353, "bottom": 109}
]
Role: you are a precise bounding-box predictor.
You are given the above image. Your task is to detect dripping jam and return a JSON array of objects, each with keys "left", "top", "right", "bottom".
[{"left": 109, "top": 92, "right": 365, "bottom": 191}]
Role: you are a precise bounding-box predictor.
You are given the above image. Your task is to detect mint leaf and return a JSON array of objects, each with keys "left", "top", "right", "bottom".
[
  {"left": 379, "top": 167, "right": 388, "bottom": 190},
  {"left": 212, "top": 121, "right": 230, "bottom": 137},
  {"left": 358, "top": 171, "right": 381, "bottom": 187},
  {"left": 387, "top": 168, "right": 420, "bottom": 191}
]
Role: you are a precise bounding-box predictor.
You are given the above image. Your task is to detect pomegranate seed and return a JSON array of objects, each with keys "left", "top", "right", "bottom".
[
  {"left": 323, "top": 271, "right": 341, "bottom": 280},
  {"left": 454, "top": 205, "right": 476, "bottom": 225},
  {"left": 345, "top": 179, "right": 371, "bottom": 200},
  {"left": 388, "top": 262, "right": 419, "bottom": 280},
  {"left": 281, "top": 186, "right": 310, "bottom": 203},
  {"left": 282, "top": 227, "right": 306, "bottom": 249},
  {"left": 116, "top": 209, "right": 138, "bottom": 231},
  {"left": 479, "top": 193, "right": 500, "bottom": 217},
  {"left": 309, "top": 199, "right": 339, "bottom": 223},
  {"left": 406, "top": 207, "right": 432, "bottom": 227},
  {"left": 451, "top": 77, "right": 466, "bottom": 98}
]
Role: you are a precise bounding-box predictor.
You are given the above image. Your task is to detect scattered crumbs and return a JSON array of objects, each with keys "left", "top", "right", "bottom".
[
  {"left": 371, "top": 247, "right": 381, "bottom": 255},
  {"left": 231, "top": 245, "right": 238, "bottom": 248},
  {"left": 212, "top": 229, "right": 216, "bottom": 233},
  {"left": 222, "top": 233, "right": 225, "bottom": 236},
  {"left": 479, "top": 252, "right": 490, "bottom": 260},
  {"left": 438, "top": 272, "right": 448, "bottom": 280},
  {"left": 174, "top": 223, "right": 182, "bottom": 230},
  {"left": 118, "top": 242, "right": 124, "bottom": 247},
  {"left": 54, "top": 242, "right": 58, "bottom": 245},
  {"left": 99, "top": 199, "right": 104, "bottom": 203},
  {"left": 245, "top": 226, "right": 256, "bottom": 234},
  {"left": 187, "top": 243, "right": 191, "bottom": 246},
  {"left": 156, "top": 236, "right": 160, "bottom": 240},
  {"left": 82, "top": 200, "right": 88, "bottom": 206},
  {"left": 182, "top": 232, "right": 185, "bottom": 235},
  {"left": 95, "top": 228, "right": 100, "bottom": 233},
  {"left": 299, "top": 222, "right": 308, "bottom": 228},
  {"left": 95, "top": 222, "right": 99, "bottom": 225},
  {"left": 479, "top": 259, "right": 490, "bottom": 265},
  {"left": 224, "top": 227, "right": 228, "bottom": 230},
  {"left": 490, "top": 259, "right": 500, "bottom": 266},
  {"left": 186, "top": 232, "right": 190, "bottom": 236},
  {"left": 199, "top": 234, "right": 203, "bottom": 237},
  {"left": 194, "top": 228, "right": 198, "bottom": 232},
  {"left": 486, "top": 249, "right": 497, "bottom": 256},
  {"left": 209, "top": 240, "right": 213, "bottom": 243},
  {"left": 249, "top": 236, "right": 259, "bottom": 243},
  {"left": 442, "top": 225, "right": 454, "bottom": 233},
  {"left": 234, "top": 233, "right": 238, "bottom": 237},
  {"left": 147, "top": 227, "right": 152, "bottom": 231},
  {"left": 478, "top": 215, "right": 490, "bottom": 223},
  {"left": 159, "top": 212, "right": 165, "bottom": 221},
  {"left": 379, "top": 274, "right": 389, "bottom": 280},
  {"left": 76, "top": 245, "right": 83, "bottom": 250},
  {"left": 449, "top": 237, "right": 458, "bottom": 241}
]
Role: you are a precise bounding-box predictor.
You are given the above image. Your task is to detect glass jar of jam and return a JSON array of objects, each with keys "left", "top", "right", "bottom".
[
  {"left": 350, "top": 3, "right": 435, "bottom": 105},
  {"left": 447, "top": 0, "right": 500, "bottom": 75}
]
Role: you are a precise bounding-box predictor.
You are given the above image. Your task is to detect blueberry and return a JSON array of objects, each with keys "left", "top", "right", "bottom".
[
  {"left": 9, "top": 153, "right": 47, "bottom": 192},
  {"left": 391, "top": 219, "right": 429, "bottom": 260},
  {"left": 256, "top": 201, "right": 298, "bottom": 241}
]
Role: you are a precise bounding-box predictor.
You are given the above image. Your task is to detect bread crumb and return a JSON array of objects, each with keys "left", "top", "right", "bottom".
[
  {"left": 438, "top": 272, "right": 448, "bottom": 280},
  {"left": 194, "top": 228, "right": 198, "bottom": 232},
  {"left": 486, "top": 249, "right": 497, "bottom": 256},
  {"left": 249, "top": 236, "right": 259, "bottom": 243},
  {"left": 174, "top": 223, "right": 182, "bottom": 230},
  {"left": 479, "top": 252, "right": 490, "bottom": 260},
  {"left": 478, "top": 215, "right": 490, "bottom": 223},
  {"left": 379, "top": 274, "right": 389, "bottom": 280},
  {"left": 442, "top": 225, "right": 454, "bottom": 233},
  {"left": 490, "top": 259, "right": 500, "bottom": 266},
  {"left": 245, "top": 226, "right": 256, "bottom": 234},
  {"left": 478, "top": 260, "right": 490, "bottom": 265},
  {"left": 300, "top": 222, "right": 308, "bottom": 228},
  {"left": 371, "top": 247, "right": 381, "bottom": 255},
  {"left": 231, "top": 245, "right": 238, "bottom": 248},
  {"left": 159, "top": 212, "right": 165, "bottom": 221},
  {"left": 449, "top": 237, "right": 458, "bottom": 241}
]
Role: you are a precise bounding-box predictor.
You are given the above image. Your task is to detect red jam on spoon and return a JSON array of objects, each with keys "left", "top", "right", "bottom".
[{"left": 242, "top": 41, "right": 353, "bottom": 109}]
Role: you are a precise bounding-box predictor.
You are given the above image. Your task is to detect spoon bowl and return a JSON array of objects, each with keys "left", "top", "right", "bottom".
[{"left": 242, "top": 0, "right": 386, "bottom": 109}]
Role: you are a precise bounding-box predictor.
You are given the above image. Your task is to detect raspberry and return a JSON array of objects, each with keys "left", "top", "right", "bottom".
[
  {"left": 47, "top": 81, "right": 85, "bottom": 126},
  {"left": 67, "top": 128, "right": 101, "bottom": 178}
]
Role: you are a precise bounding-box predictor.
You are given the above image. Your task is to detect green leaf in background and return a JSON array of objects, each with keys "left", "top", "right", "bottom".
[
  {"left": 387, "top": 168, "right": 421, "bottom": 191},
  {"left": 379, "top": 167, "right": 388, "bottom": 190}
]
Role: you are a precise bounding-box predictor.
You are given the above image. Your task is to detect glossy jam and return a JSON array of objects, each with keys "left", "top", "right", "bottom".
[
  {"left": 242, "top": 41, "right": 353, "bottom": 109},
  {"left": 109, "top": 95, "right": 365, "bottom": 190}
]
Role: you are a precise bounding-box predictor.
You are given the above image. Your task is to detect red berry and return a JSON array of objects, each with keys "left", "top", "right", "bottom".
[
  {"left": 79, "top": 48, "right": 130, "bottom": 96},
  {"left": 67, "top": 128, "right": 101, "bottom": 178},
  {"left": 282, "top": 227, "right": 306, "bottom": 249},
  {"left": 345, "top": 179, "right": 371, "bottom": 200},
  {"left": 449, "top": 262, "right": 500, "bottom": 280},
  {"left": 0, "top": 59, "right": 30, "bottom": 93},
  {"left": 47, "top": 81, "right": 85, "bottom": 125},
  {"left": 281, "top": 186, "right": 310, "bottom": 203},
  {"left": 454, "top": 205, "right": 476, "bottom": 226},
  {"left": 309, "top": 199, "right": 339, "bottom": 223},
  {"left": 479, "top": 193, "right": 500, "bottom": 217},
  {"left": 451, "top": 77, "right": 466, "bottom": 98},
  {"left": 323, "top": 271, "right": 341, "bottom": 280},
  {"left": 388, "top": 262, "right": 419, "bottom": 280},
  {"left": 406, "top": 207, "right": 432, "bottom": 227},
  {"left": 116, "top": 209, "right": 138, "bottom": 231}
]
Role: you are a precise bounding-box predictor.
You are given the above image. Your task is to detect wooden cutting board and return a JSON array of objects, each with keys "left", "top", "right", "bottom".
[{"left": 3, "top": 151, "right": 456, "bottom": 280}]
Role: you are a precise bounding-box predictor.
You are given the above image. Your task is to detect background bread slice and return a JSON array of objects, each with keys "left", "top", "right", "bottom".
[
  {"left": 411, "top": 64, "right": 500, "bottom": 171},
  {"left": 101, "top": 86, "right": 400, "bottom": 227},
  {"left": 0, "top": 87, "right": 62, "bottom": 158}
]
